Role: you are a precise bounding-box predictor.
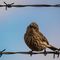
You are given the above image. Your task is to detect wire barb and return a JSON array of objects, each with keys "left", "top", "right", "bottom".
[
  {"left": 57, "top": 49, "right": 60, "bottom": 58},
  {"left": 0, "top": 49, "right": 6, "bottom": 57},
  {"left": 53, "top": 53, "right": 55, "bottom": 59},
  {"left": 3, "top": 2, "right": 14, "bottom": 10}
]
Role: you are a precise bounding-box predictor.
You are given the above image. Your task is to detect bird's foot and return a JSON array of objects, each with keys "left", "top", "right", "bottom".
[
  {"left": 44, "top": 49, "right": 47, "bottom": 56},
  {"left": 29, "top": 51, "right": 33, "bottom": 56}
]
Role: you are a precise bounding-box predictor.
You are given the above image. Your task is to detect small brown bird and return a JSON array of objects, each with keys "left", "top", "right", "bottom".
[{"left": 24, "top": 22, "right": 58, "bottom": 52}]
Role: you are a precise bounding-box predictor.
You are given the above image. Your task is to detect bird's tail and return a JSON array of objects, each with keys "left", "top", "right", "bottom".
[{"left": 48, "top": 44, "right": 59, "bottom": 51}]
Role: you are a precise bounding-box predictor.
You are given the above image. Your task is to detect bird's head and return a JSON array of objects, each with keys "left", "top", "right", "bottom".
[{"left": 27, "top": 22, "right": 39, "bottom": 31}]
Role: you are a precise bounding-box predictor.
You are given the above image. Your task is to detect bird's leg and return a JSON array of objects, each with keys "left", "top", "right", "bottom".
[
  {"left": 44, "top": 49, "right": 47, "bottom": 56},
  {"left": 29, "top": 50, "right": 33, "bottom": 56}
]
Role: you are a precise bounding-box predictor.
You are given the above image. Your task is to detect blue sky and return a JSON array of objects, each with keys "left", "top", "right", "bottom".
[{"left": 0, "top": 0, "right": 60, "bottom": 60}]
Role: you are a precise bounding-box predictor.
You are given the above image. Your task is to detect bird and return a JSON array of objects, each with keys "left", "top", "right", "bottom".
[{"left": 24, "top": 22, "right": 59, "bottom": 52}]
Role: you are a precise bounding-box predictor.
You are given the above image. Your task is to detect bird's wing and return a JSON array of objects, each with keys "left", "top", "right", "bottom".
[{"left": 39, "top": 31, "right": 49, "bottom": 45}]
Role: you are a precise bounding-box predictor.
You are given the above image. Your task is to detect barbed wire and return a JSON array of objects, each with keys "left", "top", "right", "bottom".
[
  {"left": 0, "top": 49, "right": 60, "bottom": 59},
  {"left": 0, "top": 2, "right": 60, "bottom": 10},
  {"left": 0, "top": 1, "right": 60, "bottom": 59}
]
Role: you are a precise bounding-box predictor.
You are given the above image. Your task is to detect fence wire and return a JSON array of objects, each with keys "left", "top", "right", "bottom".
[
  {"left": 0, "top": 49, "right": 60, "bottom": 59},
  {"left": 0, "top": 2, "right": 60, "bottom": 10}
]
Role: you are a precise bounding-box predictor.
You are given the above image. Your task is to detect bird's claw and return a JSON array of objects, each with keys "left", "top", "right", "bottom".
[
  {"left": 29, "top": 51, "right": 33, "bottom": 56},
  {"left": 44, "top": 49, "right": 47, "bottom": 56}
]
